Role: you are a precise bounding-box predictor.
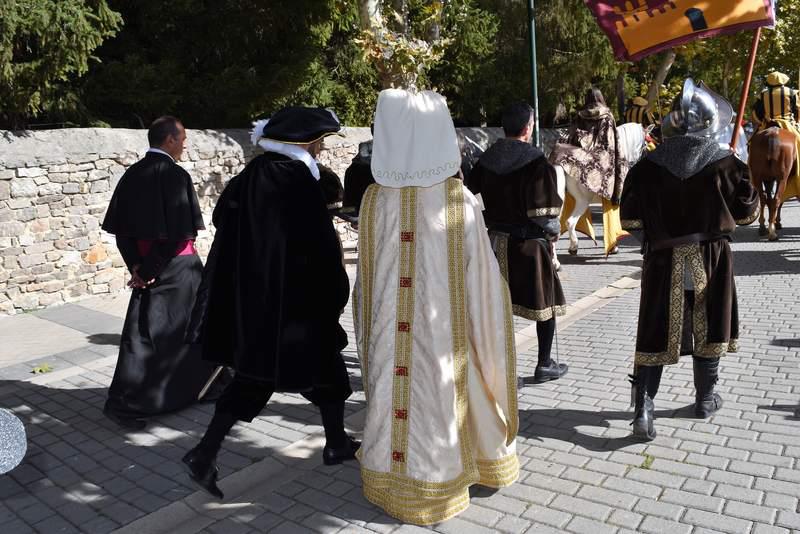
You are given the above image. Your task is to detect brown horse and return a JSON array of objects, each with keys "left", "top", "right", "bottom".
[{"left": 748, "top": 126, "right": 797, "bottom": 240}]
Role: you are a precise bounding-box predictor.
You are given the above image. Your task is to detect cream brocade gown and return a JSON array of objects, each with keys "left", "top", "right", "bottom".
[{"left": 354, "top": 177, "right": 520, "bottom": 525}]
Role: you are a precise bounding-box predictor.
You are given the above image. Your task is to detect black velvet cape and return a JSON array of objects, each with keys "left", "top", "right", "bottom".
[
  {"left": 187, "top": 153, "right": 350, "bottom": 391},
  {"left": 102, "top": 152, "right": 204, "bottom": 240}
]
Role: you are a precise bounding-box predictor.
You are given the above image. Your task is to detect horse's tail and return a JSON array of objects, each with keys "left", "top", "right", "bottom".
[{"left": 767, "top": 129, "right": 781, "bottom": 163}]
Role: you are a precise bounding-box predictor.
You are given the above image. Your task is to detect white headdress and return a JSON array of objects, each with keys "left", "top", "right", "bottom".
[{"left": 370, "top": 89, "right": 461, "bottom": 188}]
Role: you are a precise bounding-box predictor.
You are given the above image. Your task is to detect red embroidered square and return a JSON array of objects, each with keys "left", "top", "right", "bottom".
[
  {"left": 398, "top": 322, "right": 410, "bottom": 332},
  {"left": 394, "top": 366, "right": 408, "bottom": 376},
  {"left": 399, "top": 277, "right": 412, "bottom": 288},
  {"left": 394, "top": 409, "right": 408, "bottom": 420},
  {"left": 400, "top": 231, "right": 414, "bottom": 242},
  {"left": 392, "top": 451, "right": 405, "bottom": 462}
]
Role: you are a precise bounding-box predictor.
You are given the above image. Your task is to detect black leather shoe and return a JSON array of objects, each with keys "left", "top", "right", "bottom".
[
  {"left": 103, "top": 407, "right": 146, "bottom": 430},
  {"left": 182, "top": 448, "right": 223, "bottom": 499},
  {"left": 695, "top": 392, "right": 723, "bottom": 418},
  {"left": 323, "top": 436, "right": 361, "bottom": 466},
  {"left": 533, "top": 361, "right": 569, "bottom": 383}
]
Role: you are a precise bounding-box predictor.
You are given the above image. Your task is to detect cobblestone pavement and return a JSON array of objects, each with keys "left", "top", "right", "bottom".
[{"left": 1, "top": 203, "right": 799, "bottom": 534}]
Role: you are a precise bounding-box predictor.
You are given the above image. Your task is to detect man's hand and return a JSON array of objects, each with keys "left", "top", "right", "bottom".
[{"left": 128, "top": 266, "right": 155, "bottom": 289}]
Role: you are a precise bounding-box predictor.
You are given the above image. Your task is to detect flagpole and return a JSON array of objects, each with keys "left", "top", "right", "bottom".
[
  {"left": 527, "top": 0, "right": 541, "bottom": 148},
  {"left": 731, "top": 28, "right": 762, "bottom": 149}
]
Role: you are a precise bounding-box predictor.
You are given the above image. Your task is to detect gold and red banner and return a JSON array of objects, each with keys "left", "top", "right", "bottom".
[{"left": 585, "top": 0, "right": 775, "bottom": 61}]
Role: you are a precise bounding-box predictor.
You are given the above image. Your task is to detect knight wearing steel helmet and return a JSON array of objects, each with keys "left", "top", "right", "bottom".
[{"left": 620, "top": 79, "right": 759, "bottom": 441}]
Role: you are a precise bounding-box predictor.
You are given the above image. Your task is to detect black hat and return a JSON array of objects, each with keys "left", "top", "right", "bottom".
[{"left": 256, "top": 107, "right": 342, "bottom": 145}]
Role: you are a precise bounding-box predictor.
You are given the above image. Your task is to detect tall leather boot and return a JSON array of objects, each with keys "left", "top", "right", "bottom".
[
  {"left": 631, "top": 366, "right": 657, "bottom": 441},
  {"left": 182, "top": 410, "right": 237, "bottom": 499},
  {"left": 693, "top": 356, "right": 723, "bottom": 418}
]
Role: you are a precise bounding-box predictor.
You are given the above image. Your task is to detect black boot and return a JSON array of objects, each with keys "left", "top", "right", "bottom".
[
  {"left": 182, "top": 410, "right": 237, "bottom": 499},
  {"left": 631, "top": 367, "right": 657, "bottom": 441},
  {"left": 318, "top": 401, "right": 360, "bottom": 465},
  {"left": 533, "top": 318, "right": 568, "bottom": 382},
  {"left": 693, "top": 357, "right": 723, "bottom": 418}
]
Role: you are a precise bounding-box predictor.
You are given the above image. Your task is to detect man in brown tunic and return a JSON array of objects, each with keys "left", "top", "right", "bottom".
[
  {"left": 621, "top": 79, "right": 759, "bottom": 441},
  {"left": 468, "top": 102, "right": 568, "bottom": 382}
]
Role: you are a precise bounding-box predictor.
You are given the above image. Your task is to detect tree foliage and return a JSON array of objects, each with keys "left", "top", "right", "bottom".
[
  {"left": 0, "top": 0, "right": 121, "bottom": 128},
  {"left": 3, "top": 0, "right": 800, "bottom": 129}
]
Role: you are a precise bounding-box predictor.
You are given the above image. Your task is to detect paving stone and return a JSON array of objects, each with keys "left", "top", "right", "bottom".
[
  {"left": 493, "top": 516, "right": 531, "bottom": 533},
  {"left": 607, "top": 509, "right": 643, "bottom": 530},
  {"left": 712, "top": 483, "right": 763, "bottom": 504},
  {"left": 520, "top": 503, "right": 573, "bottom": 528},
  {"left": 660, "top": 489, "right": 724, "bottom": 513},
  {"left": 475, "top": 494, "right": 527, "bottom": 516},
  {"left": 600, "top": 476, "right": 662, "bottom": 499},
  {"left": 564, "top": 515, "right": 617, "bottom": 534},
  {"left": 551, "top": 494, "right": 613, "bottom": 521},
  {"left": 763, "top": 493, "right": 797, "bottom": 511},
  {"left": 682, "top": 508, "right": 753, "bottom": 533},
  {"left": 752, "top": 524, "right": 791, "bottom": 534},
  {"left": 776, "top": 510, "right": 800, "bottom": 530},
  {"left": 625, "top": 467, "right": 685, "bottom": 489},
  {"left": 633, "top": 498, "right": 683, "bottom": 521},
  {"left": 639, "top": 515, "right": 693, "bottom": 534},
  {"left": 705, "top": 469, "right": 754, "bottom": 488},
  {"left": 576, "top": 485, "right": 638, "bottom": 509},
  {"left": 728, "top": 460, "right": 775, "bottom": 478},
  {"left": 435, "top": 517, "right": 497, "bottom": 534},
  {"left": 723, "top": 500, "right": 777, "bottom": 524}
]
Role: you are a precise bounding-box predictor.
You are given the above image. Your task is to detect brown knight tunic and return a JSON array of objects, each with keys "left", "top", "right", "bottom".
[
  {"left": 620, "top": 139, "right": 759, "bottom": 367},
  {"left": 468, "top": 139, "right": 566, "bottom": 321}
]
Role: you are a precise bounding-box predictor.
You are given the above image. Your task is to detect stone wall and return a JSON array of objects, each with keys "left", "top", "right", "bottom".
[
  {"left": 0, "top": 127, "right": 372, "bottom": 315},
  {"left": 0, "top": 126, "right": 561, "bottom": 315}
]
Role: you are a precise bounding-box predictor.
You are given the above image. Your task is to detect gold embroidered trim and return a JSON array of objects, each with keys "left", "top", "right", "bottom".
[
  {"left": 635, "top": 244, "right": 736, "bottom": 366},
  {"left": 621, "top": 218, "right": 643, "bottom": 230},
  {"left": 635, "top": 245, "right": 688, "bottom": 366},
  {"left": 390, "top": 187, "right": 418, "bottom": 475},
  {"left": 526, "top": 207, "right": 561, "bottom": 217},
  {"left": 477, "top": 454, "right": 520, "bottom": 488},
  {"left": 493, "top": 232, "right": 510, "bottom": 281},
  {"left": 363, "top": 483, "right": 470, "bottom": 525},
  {"left": 500, "top": 275, "right": 519, "bottom": 445},
  {"left": 512, "top": 304, "right": 567, "bottom": 322},
  {"left": 446, "top": 178, "right": 477, "bottom": 479},
  {"left": 357, "top": 184, "right": 380, "bottom": 401},
  {"left": 360, "top": 454, "right": 519, "bottom": 524},
  {"left": 735, "top": 209, "right": 758, "bottom": 225}
]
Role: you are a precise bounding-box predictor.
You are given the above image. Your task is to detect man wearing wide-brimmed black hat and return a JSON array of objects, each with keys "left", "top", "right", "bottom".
[{"left": 182, "top": 107, "right": 359, "bottom": 499}]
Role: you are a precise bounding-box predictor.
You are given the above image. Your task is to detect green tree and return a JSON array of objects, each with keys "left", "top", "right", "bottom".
[
  {"left": 82, "top": 0, "right": 378, "bottom": 128},
  {"left": 0, "top": 0, "right": 121, "bottom": 128}
]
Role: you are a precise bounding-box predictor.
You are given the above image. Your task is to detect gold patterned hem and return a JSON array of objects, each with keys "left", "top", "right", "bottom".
[
  {"left": 477, "top": 454, "right": 520, "bottom": 488},
  {"left": 735, "top": 207, "right": 759, "bottom": 226},
  {"left": 527, "top": 207, "right": 561, "bottom": 217},
  {"left": 513, "top": 304, "right": 567, "bottom": 322},
  {"left": 621, "top": 219, "right": 643, "bottom": 230},
  {"left": 363, "top": 483, "right": 470, "bottom": 525},
  {"left": 635, "top": 244, "right": 737, "bottom": 366}
]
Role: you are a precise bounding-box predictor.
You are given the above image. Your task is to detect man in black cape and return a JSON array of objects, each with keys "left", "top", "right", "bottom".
[
  {"left": 183, "top": 107, "right": 358, "bottom": 499},
  {"left": 467, "top": 102, "right": 568, "bottom": 382},
  {"left": 101, "top": 116, "right": 220, "bottom": 429}
]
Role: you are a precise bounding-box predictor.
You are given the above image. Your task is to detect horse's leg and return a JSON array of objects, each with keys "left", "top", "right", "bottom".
[
  {"left": 755, "top": 177, "right": 768, "bottom": 236},
  {"left": 565, "top": 178, "right": 590, "bottom": 255},
  {"left": 765, "top": 179, "right": 779, "bottom": 241},
  {"left": 772, "top": 177, "right": 789, "bottom": 240}
]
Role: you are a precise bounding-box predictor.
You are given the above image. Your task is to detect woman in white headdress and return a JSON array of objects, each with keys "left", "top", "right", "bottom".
[{"left": 354, "top": 89, "right": 520, "bottom": 525}]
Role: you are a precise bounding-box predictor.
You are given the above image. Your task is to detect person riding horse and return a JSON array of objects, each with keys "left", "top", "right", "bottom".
[
  {"left": 624, "top": 96, "right": 657, "bottom": 128},
  {"left": 550, "top": 88, "right": 627, "bottom": 255},
  {"left": 752, "top": 71, "right": 800, "bottom": 202}
]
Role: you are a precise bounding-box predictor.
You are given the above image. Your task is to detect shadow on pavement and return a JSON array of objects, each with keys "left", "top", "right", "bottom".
[
  {"left": 771, "top": 338, "right": 800, "bottom": 348},
  {"left": 757, "top": 403, "right": 799, "bottom": 421},
  {"left": 86, "top": 334, "right": 121, "bottom": 346},
  {"left": 518, "top": 404, "right": 697, "bottom": 453},
  {"left": 0, "top": 376, "right": 364, "bottom": 534}
]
